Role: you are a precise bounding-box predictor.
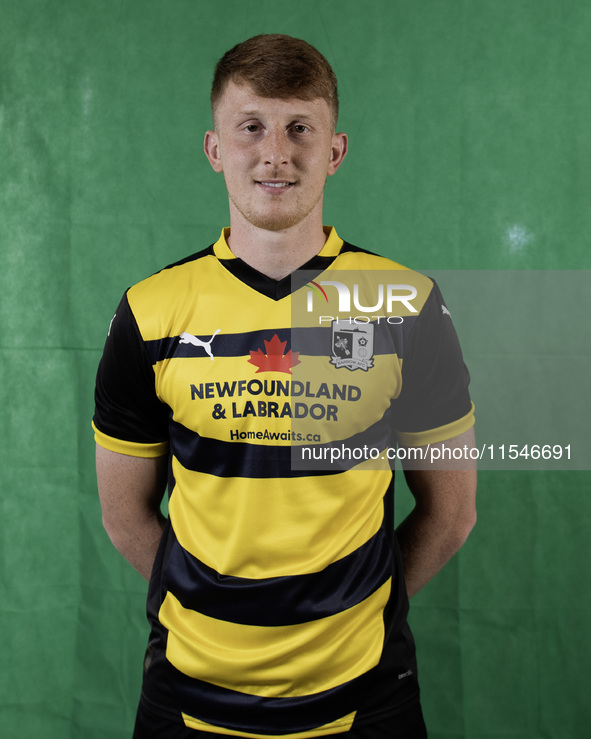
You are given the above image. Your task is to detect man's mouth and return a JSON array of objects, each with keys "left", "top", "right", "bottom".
[{"left": 256, "top": 181, "right": 294, "bottom": 189}]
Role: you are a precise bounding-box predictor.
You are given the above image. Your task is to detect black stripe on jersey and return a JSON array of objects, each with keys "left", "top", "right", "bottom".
[
  {"left": 163, "top": 659, "right": 377, "bottom": 735},
  {"left": 291, "top": 320, "right": 418, "bottom": 359},
  {"left": 144, "top": 320, "right": 418, "bottom": 365},
  {"left": 169, "top": 415, "right": 392, "bottom": 479},
  {"left": 144, "top": 328, "right": 295, "bottom": 364},
  {"left": 169, "top": 420, "right": 331, "bottom": 478},
  {"left": 164, "top": 521, "right": 391, "bottom": 627}
]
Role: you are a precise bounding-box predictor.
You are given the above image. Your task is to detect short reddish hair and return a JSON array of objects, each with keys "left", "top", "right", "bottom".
[{"left": 211, "top": 34, "right": 339, "bottom": 127}]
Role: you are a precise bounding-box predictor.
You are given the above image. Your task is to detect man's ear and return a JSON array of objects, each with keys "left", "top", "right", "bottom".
[
  {"left": 204, "top": 130, "right": 223, "bottom": 173},
  {"left": 327, "top": 132, "right": 348, "bottom": 176}
]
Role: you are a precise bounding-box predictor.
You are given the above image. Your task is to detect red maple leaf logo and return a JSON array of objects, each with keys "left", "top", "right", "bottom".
[{"left": 248, "top": 334, "right": 301, "bottom": 374}]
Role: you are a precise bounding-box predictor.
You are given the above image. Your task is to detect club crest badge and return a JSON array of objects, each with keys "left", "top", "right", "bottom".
[{"left": 330, "top": 321, "right": 374, "bottom": 371}]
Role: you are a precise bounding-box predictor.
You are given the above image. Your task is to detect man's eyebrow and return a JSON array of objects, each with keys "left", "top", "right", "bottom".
[{"left": 235, "top": 110, "right": 316, "bottom": 121}]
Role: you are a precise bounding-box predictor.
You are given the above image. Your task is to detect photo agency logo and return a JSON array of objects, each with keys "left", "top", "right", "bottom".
[
  {"left": 305, "top": 279, "right": 419, "bottom": 316},
  {"left": 304, "top": 277, "right": 419, "bottom": 372}
]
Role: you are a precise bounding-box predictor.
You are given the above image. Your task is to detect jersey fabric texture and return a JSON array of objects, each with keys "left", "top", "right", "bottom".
[{"left": 93, "top": 227, "right": 474, "bottom": 738}]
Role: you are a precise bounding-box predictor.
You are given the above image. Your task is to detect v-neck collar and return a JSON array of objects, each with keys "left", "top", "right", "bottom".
[{"left": 212, "top": 227, "right": 344, "bottom": 301}]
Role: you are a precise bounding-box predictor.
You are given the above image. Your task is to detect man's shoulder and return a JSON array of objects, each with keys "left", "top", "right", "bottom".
[
  {"left": 338, "top": 240, "right": 425, "bottom": 273},
  {"left": 132, "top": 244, "right": 215, "bottom": 291},
  {"left": 125, "top": 243, "right": 219, "bottom": 312},
  {"left": 335, "top": 240, "right": 435, "bottom": 298}
]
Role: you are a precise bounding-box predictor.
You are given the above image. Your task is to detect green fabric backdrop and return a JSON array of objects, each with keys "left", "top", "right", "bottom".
[{"left": 1, "top": 1, "right": 589, "bottom": 737}]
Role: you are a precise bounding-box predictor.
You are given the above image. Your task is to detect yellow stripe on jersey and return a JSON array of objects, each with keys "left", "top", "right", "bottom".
[
  {"left": 92, "top": 421, "right": 169, "bottom": 458},
  {"left": 156, "top": 360, "right": 295, "bottom": 440},
  {"left": 161, "top": 580, "right": 391, "bottom": 698},
  {"left": 155, "top": 353, "right": 402, "bottom": 452},
  {"left": 169, "top": 458, "right": 390, "bottom": 578},
  {"left": 181, "top": 711, "right": 357, "bottom": 738},
  {"left": 128, "top": 256, "right": 292, "bottom": 342}
]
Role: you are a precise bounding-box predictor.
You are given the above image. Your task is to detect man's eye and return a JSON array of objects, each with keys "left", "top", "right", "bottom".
[
  {"left": 245, "top": 124, "right": 259, "bottom": 132},
  {"left": 292, "top": 125, "right": 308, "bottom": 134}
]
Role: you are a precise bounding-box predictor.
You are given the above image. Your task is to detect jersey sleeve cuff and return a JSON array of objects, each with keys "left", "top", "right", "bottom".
[
  {"left": 396, "top": 403, "right": 475, "bottom": 447},
  {"left": 92, "top": 421, "right": 169, "bottom": 458}
]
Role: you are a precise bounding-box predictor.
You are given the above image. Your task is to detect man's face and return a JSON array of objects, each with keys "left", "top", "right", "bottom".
[{"left": 204, "top": 81, "right": 347, "bottom": 232}]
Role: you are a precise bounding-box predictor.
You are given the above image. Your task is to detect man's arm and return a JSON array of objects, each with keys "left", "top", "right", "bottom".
[
  {"left": 96, "top": 444, "right": 168, "bottom": 581},
  {"left": 395, "top": 428, "right": 477, "bottom": 598}
]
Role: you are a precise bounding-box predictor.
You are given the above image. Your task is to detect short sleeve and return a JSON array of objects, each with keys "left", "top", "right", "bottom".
[
  {"left": 392, "top": 280, "right": 474, "bottom": 446},
  {"left": 93, "top": 292, "right": 170, "bottom": 457}
]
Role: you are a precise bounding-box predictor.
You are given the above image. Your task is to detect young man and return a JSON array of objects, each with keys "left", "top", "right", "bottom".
[{"left": 93, "top": 34, "right": 476, "bottom": 739}]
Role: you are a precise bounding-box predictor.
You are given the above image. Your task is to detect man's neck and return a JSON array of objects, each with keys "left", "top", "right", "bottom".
[{"left": 226, "top": 211, "right": 328, "bottom": 281}]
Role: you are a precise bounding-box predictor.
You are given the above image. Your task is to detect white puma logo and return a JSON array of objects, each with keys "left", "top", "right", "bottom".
[
  {"left": 179, "top": 329, "right": 220, "bottom": 361},
  {"left": 441, "top": 305, "right": 451, "bottom": 317}
]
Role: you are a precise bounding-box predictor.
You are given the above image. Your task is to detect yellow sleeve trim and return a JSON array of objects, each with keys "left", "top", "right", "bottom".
[
  {"left": 92, "top": 421, "right": 169, "bottom": 458},
  {"left": 396, "top": 402, "right": 475, "bottom": 447}
]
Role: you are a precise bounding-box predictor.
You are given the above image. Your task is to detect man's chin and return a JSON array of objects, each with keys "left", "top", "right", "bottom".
[
  {"left": 242, "top": 212, "right": 303, "bottom": 232},
  {"left": 230, "top": 194, "right": 322, "bottom": 233}
]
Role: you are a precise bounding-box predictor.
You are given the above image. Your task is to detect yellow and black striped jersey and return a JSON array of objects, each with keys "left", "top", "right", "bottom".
[{"left": 93, "top": 227, "right": 474, "bottom": 737}]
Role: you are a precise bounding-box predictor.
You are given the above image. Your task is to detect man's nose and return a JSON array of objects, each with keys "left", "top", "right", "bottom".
[{"left": 262, "top": 128, "right": 290, "bottom": 166}]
